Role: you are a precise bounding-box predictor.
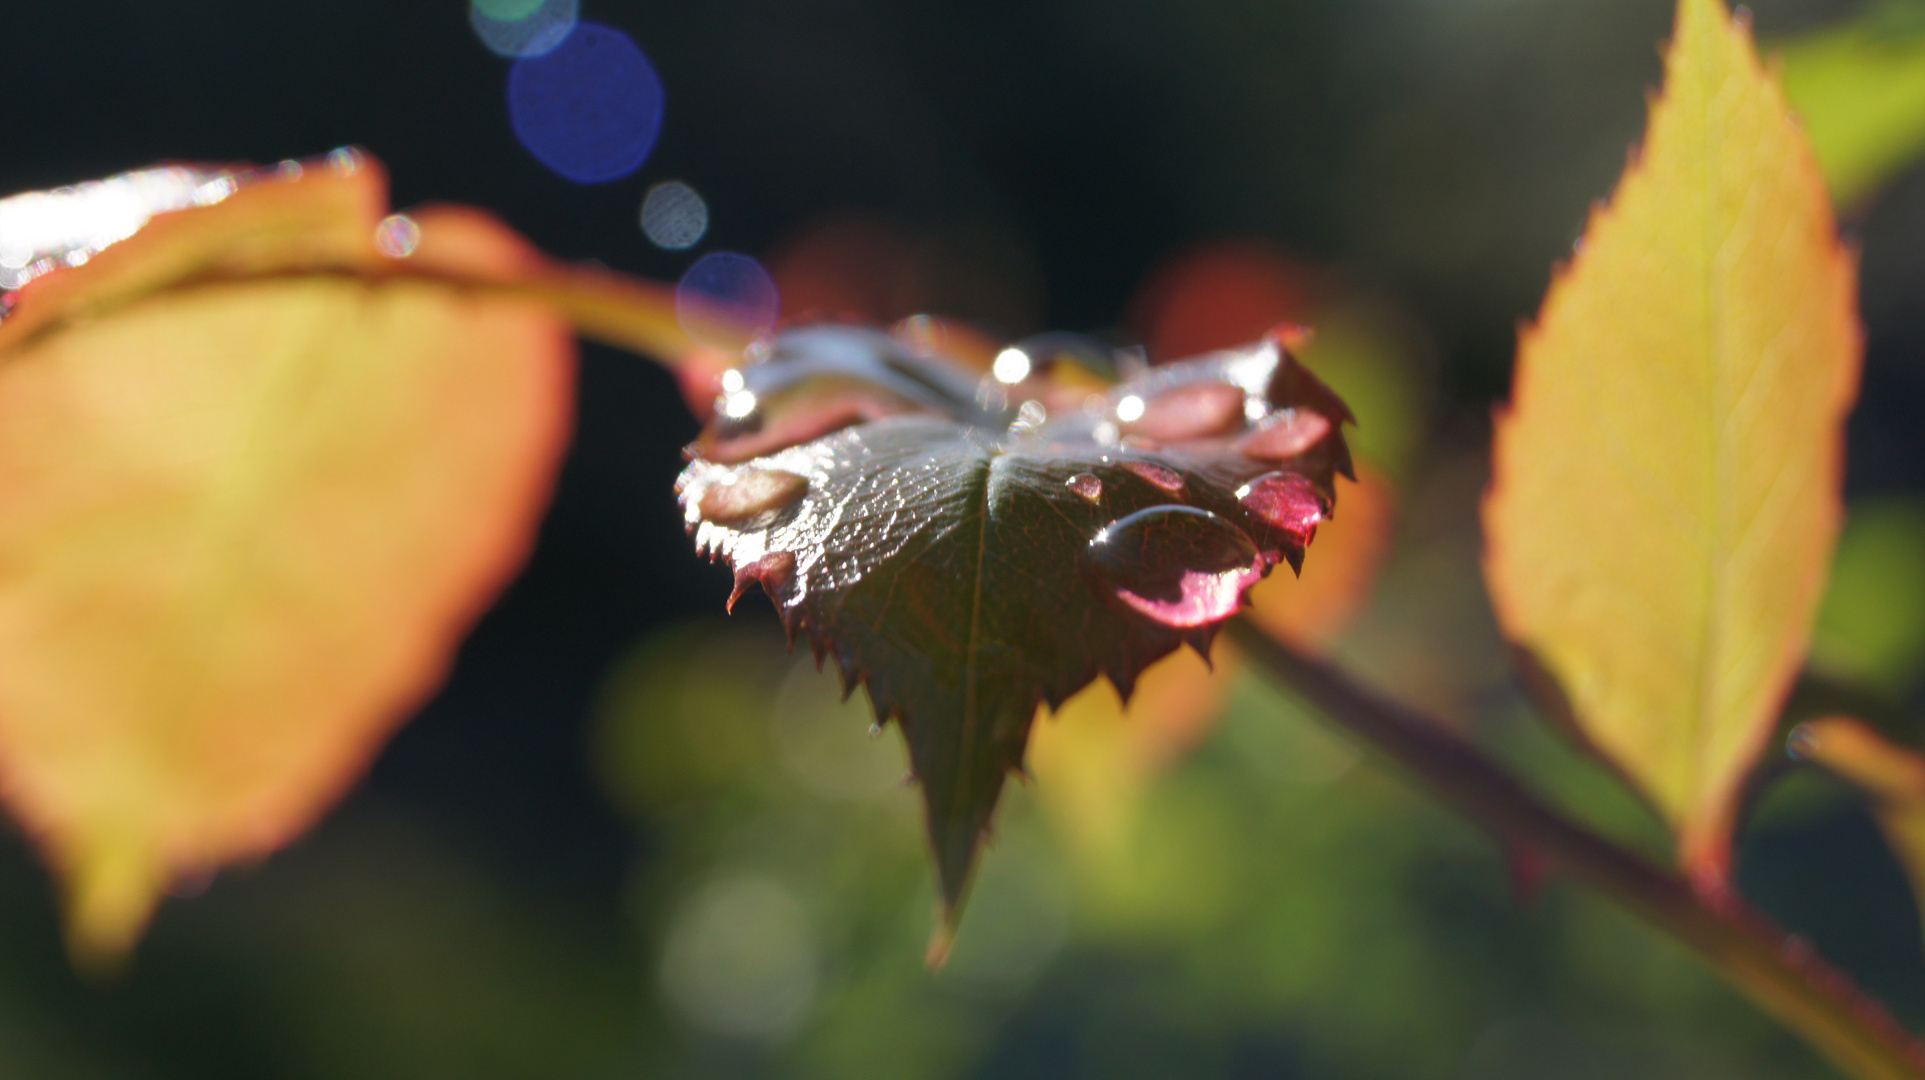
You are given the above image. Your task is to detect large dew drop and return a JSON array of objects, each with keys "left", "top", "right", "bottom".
[
  {"left": 1236, "top": 471, "right": 1326, "bottom": 546},
  {"left": 699, "top": 468, "right": 809, "bottom": 526},
  {"left": 1088, "top": 506, "right": 1264, "bottom": 628}
]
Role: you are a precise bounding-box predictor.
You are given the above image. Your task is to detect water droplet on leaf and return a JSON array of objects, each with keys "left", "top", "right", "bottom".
[
  {"left": 699, "top": 468, "right": 808, "bottom": 526},
  {"left": 1236, "top": 471, "right": 1326, "bottom": 546},
  {"left": 1065, "top": 473, "right": 1103, "bottom": 502},
  {"left": 1089, "top": 506, "right": 1263, "bottom": 628},
  {"left": 1237, "top": 408, "right": 1330, "bottom": 461},
  {"left": 1129, "top": 382, "right": 1246, "bottom": 442},
  {"left": 1123, "top": 461, "right": 1184, "bottom": 493}
]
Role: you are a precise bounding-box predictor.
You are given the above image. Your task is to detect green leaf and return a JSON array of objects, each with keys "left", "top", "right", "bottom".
[
  {"left": 1778, "top": 1, "right": 1925, "bottom": 208},
  {"left": 678, "top": 326, "right": 1353, "bottom": 940}
]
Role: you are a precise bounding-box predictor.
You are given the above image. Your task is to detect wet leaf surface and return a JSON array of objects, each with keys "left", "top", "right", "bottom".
[{"left": 679, "top": 325, "right": 1353, "bottom": 929}]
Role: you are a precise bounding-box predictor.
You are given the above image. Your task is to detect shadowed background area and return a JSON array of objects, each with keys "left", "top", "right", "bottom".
[{"left": 2, "top": 0, "right": 1925, "bottom": 1076}]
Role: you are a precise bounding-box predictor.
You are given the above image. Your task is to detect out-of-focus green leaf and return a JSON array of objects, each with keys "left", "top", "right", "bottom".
[
  {"left": 1810, "top": 498, "right": 1925, "bottom": 695},
  {"left": 1779, "top": 2, "right": 1925, "bottom": 208},
  {"left": 679, "top": 325, "right": 1354, "bottom": 938}
]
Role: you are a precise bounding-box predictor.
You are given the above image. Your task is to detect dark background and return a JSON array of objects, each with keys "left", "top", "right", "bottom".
[{"left": 2, "top": 1, "right": 1923, "bottom": 1077}]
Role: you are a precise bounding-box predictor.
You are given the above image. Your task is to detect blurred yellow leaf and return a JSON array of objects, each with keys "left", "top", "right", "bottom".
[
  {"left": 1483, "top": 0, "right": 1859, "bottom": 891},
  {"left": 0, "top": 162, "right": 574, "bottom": 963},
  {"left": 1244, "top": 467, "right": 1396, "bottom": 655},
  {"left": 1025, "top": 644, "right": 1227, "bottom": 869},
  {"left": 1779, "top": 7, "right": 1925, "bottom": 208},
  {"left": 1790, "top": 717, "right": 1925, "bottom": 944}
]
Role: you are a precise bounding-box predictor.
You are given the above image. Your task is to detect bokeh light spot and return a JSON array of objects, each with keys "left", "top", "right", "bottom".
[
  {"left": 373, "top": 214, "right": 420, "bottom": 259},
  {"left": 659, "top": 876, "right": 817, "bottom": 1039},
  {"left": 992, "top": 347, "right": 1031, "bottom": 384},
  {"left": 473, "top": 0, "right": 543, "bottom": 20},
  {"left": 677, "top": 252, "right": 779, "bottom": 346},
  {"left": 640, "top": 180, "right": 709, "bottom": 250},
  {"left": 508, "top": 24, "right": 663, "bottom": 184},
  {"left": 469, "top": 0, "right": 577, "bottom": 59}
]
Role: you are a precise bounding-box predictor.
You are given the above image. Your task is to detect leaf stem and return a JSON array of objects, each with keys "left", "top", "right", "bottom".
[{"left": 1226, "top": 620, "right": 1925, "bottom": 1080}]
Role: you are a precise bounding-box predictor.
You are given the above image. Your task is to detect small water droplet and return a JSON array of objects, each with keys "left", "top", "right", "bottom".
[
  {"left": 1123, "top": 461, "right": 1184, "bottom": 493},
  {"left": 1089, "top": 506, "right": 1263, "bottom": 628},
  {"left": 1237, "top": 471, "right": 1326, "bottom": 546},
  {"left": 1237, "top": 408, "right": 1331, "bottom": 460},
  {"left": 1066, "top": 473, "right": 1103, "bottom": 502},
  {"left": 325, "top": 147, "right": 364, "bottom": 175},
  {"left": 1786, "top": 723, "right": 1819, "bottom": 760},
  {"left": 374, "top": 214, "right": 420, "bottom": 258},
  {"left": 699, "top": 468, "right": 808, "bottom": 526},
  {"left": 868, "top": 723, "right": 883, "bottom": 738}
]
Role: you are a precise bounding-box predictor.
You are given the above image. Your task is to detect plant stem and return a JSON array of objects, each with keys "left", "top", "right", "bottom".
[{"left": 1226, "top": 620, "right": 1925, "bottom": 1080}]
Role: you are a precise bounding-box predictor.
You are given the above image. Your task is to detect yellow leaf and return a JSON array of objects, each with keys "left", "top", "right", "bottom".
[
  {"left": 0, "top": 163, "right": 574, "bottom": 964},
  {"left": 1025, "top": 644, "right": 1228, "bottom": 870},
  {"left": 1789, "top": 717, "right": 1925, "bottom": 947},
  {"left": 1483, "top": 0, "right": 1859, "bottom": 891}
]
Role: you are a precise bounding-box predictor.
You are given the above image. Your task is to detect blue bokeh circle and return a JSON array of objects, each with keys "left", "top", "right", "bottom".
[{"left": 508, "top": 24, "right": 664, "bottom": 184}]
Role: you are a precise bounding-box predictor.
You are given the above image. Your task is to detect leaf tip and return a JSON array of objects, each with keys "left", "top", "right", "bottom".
[
  {"left": 924, "top": 915, "right": 957, "bottom": 971},
  {"left": 59, "top": 842, "right": 166, "bottom": 978}
]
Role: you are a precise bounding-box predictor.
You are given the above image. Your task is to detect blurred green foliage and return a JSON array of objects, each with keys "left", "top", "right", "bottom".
[
  {"left": 1780, "top": 0, "right": 1925, "bottom": 208},
  {"left": 1811, "top": 498, "right": 1925, "bottom": 697}
]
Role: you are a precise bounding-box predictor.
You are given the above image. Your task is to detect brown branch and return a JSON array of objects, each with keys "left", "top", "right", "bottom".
[{"left": 1226, "top": 619, "right": 1925, "bottom": 1080}]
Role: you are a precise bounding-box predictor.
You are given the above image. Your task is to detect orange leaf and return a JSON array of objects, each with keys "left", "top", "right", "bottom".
[
  {"left": 0, "top": 161, "right": 574, "bottom": 964},
  {"left": 1483, "top": 0, "right": 1859, "bottom": 892},
  {"left": 1025, "top": 643, "right": 1229, "bottom": 866}
]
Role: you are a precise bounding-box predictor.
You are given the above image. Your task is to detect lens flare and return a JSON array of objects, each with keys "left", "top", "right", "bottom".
[
  {"left": 640, "top": 180, "right": 708, "bottom": 250},
  {"left": 677, "top": 252, "right": 779, "bottom": 347},
  {"left": 508, "top": 23, "right": 664, "bottom": 184},
  {"left": 468, "top": 0, "right": 577, "bottom": 58}
]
